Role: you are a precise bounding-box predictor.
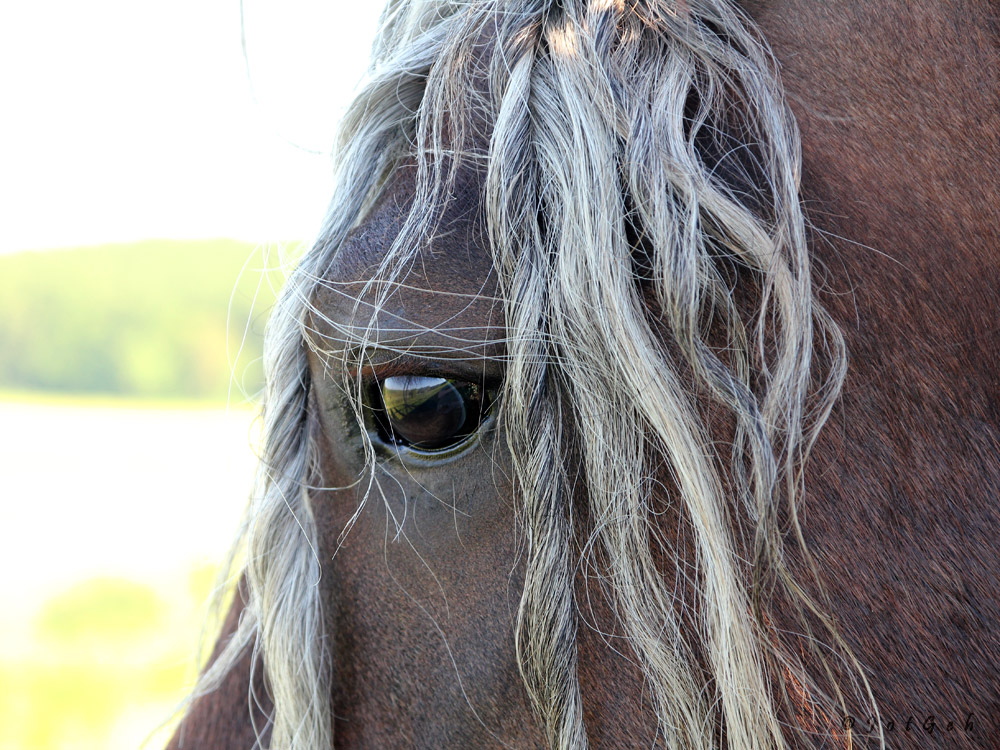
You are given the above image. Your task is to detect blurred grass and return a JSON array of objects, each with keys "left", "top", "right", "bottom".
[
  {"left": 0, "top": 239, "right": 297, "bottom": 402},
  {"left": 0, "top": 564, "right": 229, "bottom": 750},
  {"left": 0, "top": 395, "right": 254, "bottom": 750},
  {"left": 0, "top": 240, "right": 286, "bottom": 749}
]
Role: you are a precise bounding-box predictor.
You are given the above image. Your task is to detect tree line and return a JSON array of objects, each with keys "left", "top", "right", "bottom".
[{"left": 0, "top": 240, "right": 295, "bottom": 401}]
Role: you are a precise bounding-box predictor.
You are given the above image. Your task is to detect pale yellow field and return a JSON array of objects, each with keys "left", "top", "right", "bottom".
[{"left": 0, "top": 397, "right": 259, "bottom": 750}]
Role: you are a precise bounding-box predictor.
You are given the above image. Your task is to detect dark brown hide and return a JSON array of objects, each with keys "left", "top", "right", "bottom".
[
  {"left": 170, "top": 1, "right": 1000, "bottom": 747},
  {"left": 167, "top": 584, "right": 273, "bottom": 748},
  {"left": 747, "top": 0, "right": 1000, "bottom": 744}
]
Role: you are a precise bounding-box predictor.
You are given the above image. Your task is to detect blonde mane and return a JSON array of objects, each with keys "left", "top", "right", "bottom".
[{"left": 189, "top": 1, "right": 880, "bottom": 747}]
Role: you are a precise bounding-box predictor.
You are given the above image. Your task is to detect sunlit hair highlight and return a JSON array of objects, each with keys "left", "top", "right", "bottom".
[{"left": 188, "top": 1, "right": 881, "bottom": 748}]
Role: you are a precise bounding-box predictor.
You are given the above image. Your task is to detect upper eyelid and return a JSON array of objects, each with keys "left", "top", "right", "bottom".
[{"left": 342, "top": 347, "right": 503, "bottom": 386}]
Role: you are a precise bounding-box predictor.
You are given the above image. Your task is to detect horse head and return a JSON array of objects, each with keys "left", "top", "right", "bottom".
[{"left": 170, "top": 1, "right": 1000, "bottom": 748}]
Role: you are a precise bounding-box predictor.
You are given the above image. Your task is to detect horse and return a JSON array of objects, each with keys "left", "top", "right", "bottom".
[{"left": 167, "top": 0, "right": 1000, "bottom": 747}]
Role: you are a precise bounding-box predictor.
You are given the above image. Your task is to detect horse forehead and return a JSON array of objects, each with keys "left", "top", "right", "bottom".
[{"left": 313, "top": 166, "right": 498, "bottom": 329}]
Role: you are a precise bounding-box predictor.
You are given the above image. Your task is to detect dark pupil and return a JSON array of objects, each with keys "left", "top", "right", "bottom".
[{"left": 374, "top": 375, "right": 486, "bottom": 450}]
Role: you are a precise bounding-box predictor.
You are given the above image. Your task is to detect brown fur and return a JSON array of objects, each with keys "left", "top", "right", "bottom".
[{"left": 752, "top": 0, "right": 1000, "bottom": 744}]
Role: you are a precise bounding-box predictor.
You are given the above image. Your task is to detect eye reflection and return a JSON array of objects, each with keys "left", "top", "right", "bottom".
[{"left": 372, "top": 375, "right": 491, "bottom": 451}]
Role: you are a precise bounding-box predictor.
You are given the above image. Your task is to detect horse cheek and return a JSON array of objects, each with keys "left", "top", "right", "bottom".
[{"left": 312, "top": 417, "right": 543, "bottom": 748}]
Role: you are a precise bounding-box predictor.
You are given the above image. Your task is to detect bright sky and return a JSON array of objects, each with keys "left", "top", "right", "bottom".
[{"left": 0, "top": 1, "right": 384, "bottom": 253}]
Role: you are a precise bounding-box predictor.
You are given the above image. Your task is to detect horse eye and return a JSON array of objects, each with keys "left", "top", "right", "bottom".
[{"left": 371, "top": 375, "right": 492, "bottom": 451}]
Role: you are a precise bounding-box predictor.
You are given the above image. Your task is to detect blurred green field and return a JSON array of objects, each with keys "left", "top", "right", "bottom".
[
  {"left": 0, "top": 568, "right": 223, "bottom": 750},
  {"left": 0, "top": 241, "right": 287, "bottom": 749},
  {"left": 0, "top": 239, "right": 297, "bottom": 401},
  {"left": 0, "top": 398, "right": 257, "bottom": 750}
]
